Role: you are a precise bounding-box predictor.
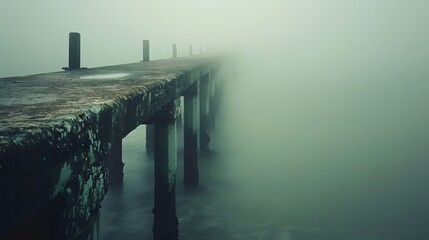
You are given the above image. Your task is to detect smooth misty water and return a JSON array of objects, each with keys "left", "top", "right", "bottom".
[{"left": 99, "top": 56, "right": 429, "bottom": 240}]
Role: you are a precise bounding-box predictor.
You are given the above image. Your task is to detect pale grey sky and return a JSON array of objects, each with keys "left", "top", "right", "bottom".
[
  {"left": 0, "top": 0, "right": 428, "bottom": 77},
  {"left": 1, "top": 2, "right": 429, "bottom": 238}
]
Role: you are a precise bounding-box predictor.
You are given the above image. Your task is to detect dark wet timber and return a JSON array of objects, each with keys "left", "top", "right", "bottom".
[{"left": 0, "top": 55, "right": 223, "bottom": 239}]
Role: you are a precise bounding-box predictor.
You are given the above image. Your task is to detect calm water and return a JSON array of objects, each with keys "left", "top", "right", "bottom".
[{"left": 100, "top": 55, "right": 429, "bottom": 240}]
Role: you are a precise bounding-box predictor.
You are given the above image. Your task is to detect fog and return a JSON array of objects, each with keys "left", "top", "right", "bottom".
[
  {"left": 2, "top": 0, "right": 429, "bottom": 239},
  {"left": 1, "top": 0, "right": 428, "bottom": 75}
]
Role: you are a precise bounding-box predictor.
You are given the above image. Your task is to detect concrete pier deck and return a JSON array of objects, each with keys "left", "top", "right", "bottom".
[{"left": 0, "top": 55, "right": 222, "bottom": 239}]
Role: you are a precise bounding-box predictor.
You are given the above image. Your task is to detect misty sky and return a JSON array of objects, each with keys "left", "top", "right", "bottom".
[
  {"left": 2, "top": 1, "right": 429, "bottom": 239},
  {"left": 1, "top": 0, "right": 428, "bottom": 77}
]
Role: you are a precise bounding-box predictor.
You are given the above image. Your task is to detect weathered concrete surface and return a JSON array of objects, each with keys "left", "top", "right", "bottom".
[
  {"left": 0, "top": 55, "right": 222, "bottom": 239},
  {"left": 199, "top": 73, "right": 211, "bottom": 151},
  {"left": 152, "top": 100, "right": 180, "bottom": 240},
  {"left": 183, "top": 79, "right": 200, "bottom": 186}
]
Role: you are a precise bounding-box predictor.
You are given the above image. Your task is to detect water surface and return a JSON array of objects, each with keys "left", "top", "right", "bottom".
[{"left": 100, "top": 52, "right": 429, "bottom": 239}]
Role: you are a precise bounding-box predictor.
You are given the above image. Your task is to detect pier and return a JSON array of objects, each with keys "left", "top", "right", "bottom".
[{"left": 0, "top": 33, "right": 227, "bottom": 239}]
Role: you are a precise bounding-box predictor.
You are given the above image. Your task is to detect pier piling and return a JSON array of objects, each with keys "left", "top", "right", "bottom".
[
  {"left": 183, "top": 80, "right": 200, "bottom": 186},
  {"left": 199, "top": 73, "right": 210, "bottom": 151},
  {"left": 153, "top": 100, "right": 180, "bottom": 240},
  {"left": 107, "top": 135, "right": 124, "bottom": 184},
  {"left": 172, "top": 44, "right": 177, "bottom": 58},
  {"left": 143, "top": 39, "right": 154, "bottom": 153},
  {"left": 209, "top": 70, "right": 217, "bottom": 128}
]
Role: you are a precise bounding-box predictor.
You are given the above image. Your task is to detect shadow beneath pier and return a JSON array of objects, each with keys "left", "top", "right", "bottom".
[{"left": 1, "top": 199, "right": 61, "bottom": 240}]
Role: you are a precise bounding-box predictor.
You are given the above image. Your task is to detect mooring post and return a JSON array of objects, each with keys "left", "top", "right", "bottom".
[
  {"left": 199, "top": 73, "right": 210, "bottom": 151},
  {"left": 152, "top": 100, "right": 180, "bottom": 240},
  {"left": 68, "top": 32, "right": 80, "bottom": 70},
  {"left": 172, "top": 44, "right": 177, "bottom": 58},
  {"left": 189, "top": 45, "right": 193, "bottom": 56},
  {"left": 183, "top": 79, "right": 200, "bottom": 186},
  {"left": 143, "top": 40, "right": 150, "bottom": 62}
]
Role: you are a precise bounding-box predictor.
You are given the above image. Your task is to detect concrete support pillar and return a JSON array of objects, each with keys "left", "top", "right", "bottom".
[
  {"left": 143, "top": 39, "right": 154, "bottom": 153},
  {"left": 183, "top": 81, "right": 200, "bottom": 186},
  {"left": 143, "top": 40, "right": 150, "bottom": 62},
  {"left": 68, "top": 32, "right": 80, "bottom": 70},
  {"left": 146, "top": 125, "right": 154, "bottom": 153},
  {"left": 172, "top": 44, "right": 177, "bottom": 58},
  {"left": 209, "top": 70, "right": 217, "bottom": 128},
  {"left": 175, "top": 98, "right": 183, "bottom": 130},
  {"left": 189, "top": 45, "right": 193, "bottom": 56},
  {"left": 174, "top": 97, "right": 183, "bottom": 153},
  {"left": 199, "top": 74, "right": 210, "bottom": 151},
  {"left": 152, "top": 100, "right": 180, "bottom": 240},
  {"left": 107, "top": 135, "right": 124, "bottom": 185}
]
